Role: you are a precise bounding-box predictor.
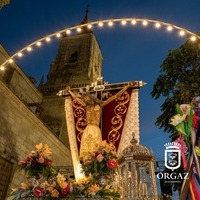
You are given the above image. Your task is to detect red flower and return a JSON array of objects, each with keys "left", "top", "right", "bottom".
[
  {"left": 18, "top": 161, "right": 26, "bottom": 165},
  {"left": 193, "top": 114, "right": 200, "bottom": 129},
  {"left": 84, "top": 160, "right": 93, "bottom": 165},
  {"left": 33, "top": 188, "right": 44, "bottom": 197},
  {"left": 106, "top": 159, "right": 119, "bottom": 169},
  {"left": 61, "top": 185, "right": 70, "bottom": 197},
  {"left": 31, "top": 160, "right": 36, "bottom": 166},
  {"left": 44, "top": 159, "right": 52, "bottom": 166}
]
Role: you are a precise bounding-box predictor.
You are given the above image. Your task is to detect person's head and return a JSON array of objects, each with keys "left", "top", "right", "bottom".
[{"left": 81, "top": 93, "right": 102, "bottom": 105}]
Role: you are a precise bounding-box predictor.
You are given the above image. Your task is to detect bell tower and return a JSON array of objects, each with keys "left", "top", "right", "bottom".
[
  {"left": 39, "top": 10, "right": 103, "bottom": 147},
  {"left": 40, "top": 8, "right": 103, "bottom": 95}
]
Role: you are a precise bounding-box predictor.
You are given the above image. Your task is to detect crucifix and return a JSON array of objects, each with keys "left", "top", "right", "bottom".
[{"left": 58, "top": 78, "right": 146, "bottom": 180}]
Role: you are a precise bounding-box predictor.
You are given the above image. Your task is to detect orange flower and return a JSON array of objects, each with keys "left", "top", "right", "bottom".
[
  {"left": 51, "top": 189, "right": 59, "bottom": 198},
  {"left": 35, "top": 143, "right": 43, "bottom": 151},
  {"left": 96, "top": 154, "right": 104, "bottom": 162},
  {"left": 59, "top": 181, "right": 68, "bottom": 189},
  {"left": 47, "top": 186, "right": 54, "bottom": 192},
  {"left": 37, "top": 156, "right": 44, "bottom": 163},
  {"left": 43, "top": 144, "right": 52, "bottom": 157},
  {"left": 87, "top": 184, "right": 101, "bottom": 196},
  {"left": 20, "top": 182, "right": 28, "bottom": 190},
  {"left": 77, "top": 177, "right": 91, "bottom": 185}
]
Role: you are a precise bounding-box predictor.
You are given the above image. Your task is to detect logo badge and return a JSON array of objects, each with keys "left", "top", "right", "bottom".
[{"left": 164, "top": 142, "right": 181, "bottom": 171}]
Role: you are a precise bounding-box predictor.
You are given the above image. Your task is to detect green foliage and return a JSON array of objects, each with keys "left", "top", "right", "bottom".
[
  {"left": 98, "top": 188, "right": 120, "bottom": 200},
  {"left": 151, "top": 33, "right": 200, "bottom": 132}
]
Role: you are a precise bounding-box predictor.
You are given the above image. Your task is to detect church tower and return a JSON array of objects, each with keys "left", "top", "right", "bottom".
[{"left": 39, "top": 10, "right": 103, "bottom": 147}]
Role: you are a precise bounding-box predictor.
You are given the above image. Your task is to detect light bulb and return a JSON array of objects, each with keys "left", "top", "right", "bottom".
[
  {"left": 167, "top": 26, "right": 173, "bottom": 31},
  {"left": 18, "top": 52, "right": 23, "bottom": 57},
  {"left": 121, "top": 20, "right": 127, "bottom": 25},
  {"left": 46, "top": 37, "right": 51, "bottom": 42},
  {"left": 131, "top": 19, "right": 137, "bottom": 25},
  {"left": 179, "top": 30, "right": 185, "bottom": 36},
  {"left": 98, "top": 22, "right": 103, "bottom": 27},
  {"left": 155, "top": 23, "right": 161, "bottom": 28},
  {"left": 66, "top": 30, "right": 71, "bottom": 35},
  {"left": 0, "top": 66, "right": 5, "bottom": 71},
  {"left": 9, "top": 59, "right": 13, "bottom": 63},
  {"left": 87, "top": 24, "right": 92, "bottom": 29},
  {"left": 108, "top": 21, "right": 113, "bottom": 26},
  {"left": 56, "top": 33, "right": 61, "bottom": 38},
  {"left": 27, "top": 47, "right": 32, "bottom": 52},
  {"left": 36, "top": 41, "right": 42, "bottom": 46},
  {"left": 142, "top": 20, "right": 148, "bottom": 26},
  {"left": 190, "top": 35, "right": 197, "bottom": 41},
  {"left": 77, "top": 27, "right": 82, "bottom": 32}
]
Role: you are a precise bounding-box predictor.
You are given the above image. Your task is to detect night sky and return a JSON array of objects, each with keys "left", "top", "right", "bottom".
[{"left": 1, "top": 1, "right": 200, "bottom": 197}]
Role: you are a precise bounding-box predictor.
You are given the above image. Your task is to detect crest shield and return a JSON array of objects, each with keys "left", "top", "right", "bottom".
[{"left": 165, "top": 149, "right": 181, "bottom": 171}]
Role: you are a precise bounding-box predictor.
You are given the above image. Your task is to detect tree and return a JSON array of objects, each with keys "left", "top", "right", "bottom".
[{"left": 151, "top": 33, "right": 200, "bottom": 135}]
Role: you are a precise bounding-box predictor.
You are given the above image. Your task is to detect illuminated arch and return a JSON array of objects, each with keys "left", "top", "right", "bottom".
[{"left": 0, "top": 17, "right": 199, "bottom": 70}]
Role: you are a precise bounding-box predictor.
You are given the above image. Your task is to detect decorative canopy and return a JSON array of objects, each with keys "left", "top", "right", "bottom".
[{"left": 122, "top": 134, "right": 153, "bottom": 158}]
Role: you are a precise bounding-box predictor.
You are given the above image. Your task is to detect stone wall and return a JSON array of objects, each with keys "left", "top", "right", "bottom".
[
  {"left": 0, "top": 44, "right": 43, "bottom": 106},
  {"left": 0, "top": 79, "right": 72, "bottom": 195}
]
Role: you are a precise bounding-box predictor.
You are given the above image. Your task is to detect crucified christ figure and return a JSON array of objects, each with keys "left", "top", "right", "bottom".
[{"left": 67, "top": 81, "right": 134, "bottom": 159}]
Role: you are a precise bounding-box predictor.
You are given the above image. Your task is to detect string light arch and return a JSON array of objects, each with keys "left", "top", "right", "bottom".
[{"left": 0, "top": 17, "right": 199, "bottom": 71}]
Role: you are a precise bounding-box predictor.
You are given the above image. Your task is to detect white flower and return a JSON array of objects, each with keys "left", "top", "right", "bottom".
[{"left": 169, "top": 114, "right": 186, "bottom": 126}]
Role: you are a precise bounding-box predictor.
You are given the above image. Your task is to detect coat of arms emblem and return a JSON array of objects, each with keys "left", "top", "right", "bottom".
[{"left": 164, "top": 142, "right": 181, "bottom": 171}]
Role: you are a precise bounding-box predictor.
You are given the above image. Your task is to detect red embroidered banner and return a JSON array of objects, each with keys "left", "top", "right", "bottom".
[
  {"left": 102, "top": 89, "right": 132, "bottom": 150},
  {"left": 72, "top": 88, "right": 132, "bottom": 152}
]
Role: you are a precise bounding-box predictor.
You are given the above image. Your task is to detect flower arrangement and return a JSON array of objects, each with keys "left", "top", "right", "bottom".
[
  {"left": 45, "top": 173, "right": 71, "bottom": 199},
  {"left": 81, "top": 140, "right": 119, "bottom": 178},
  {"left": 8, "top": 173, "right": 72, "bottom": 200},
  {"left": 9, "top": 142, "right": 120, "bottom": 199},
  {"left": 17, "top": 143, "right": 56, "bottom": 179}
]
